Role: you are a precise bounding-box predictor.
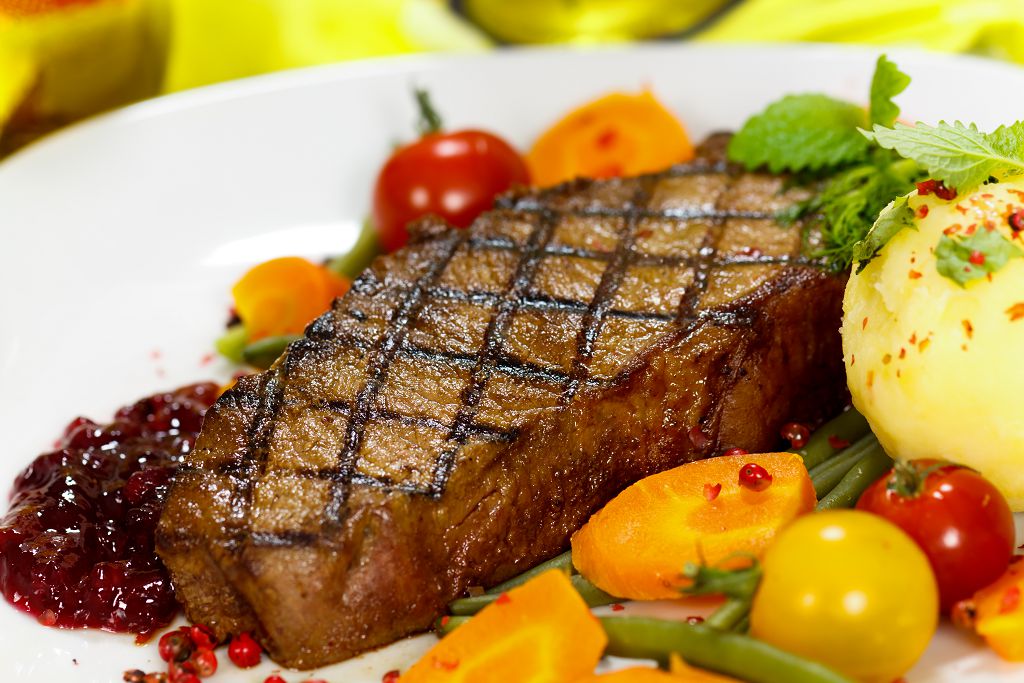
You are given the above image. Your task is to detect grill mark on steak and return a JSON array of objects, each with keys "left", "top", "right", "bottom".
[
  {"left": 430, "top": 209, "right": 561, "bottom": 493},
  {"left": 157, "top": 135, "right": 849, "bottom": 668},
  {"left": 326, "top": 230, "right": 466, "bottom": 519},
  {"left": 562, "top": 180, "right": 653, "bottom": 402}
]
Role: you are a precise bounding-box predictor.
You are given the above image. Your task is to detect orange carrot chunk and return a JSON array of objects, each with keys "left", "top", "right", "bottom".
[
  {"left": 400, "top": 569, "right": 607, "bottom": 682},
  {"left": 572, "top": 655, "right": 740, "bottom": 682},
  {"left": 231, "top": 256, "right": 349, "bottom": 341},
  {"left": 527, "top": 91, "right": 694, "bottom": 187},
  {"left": 571, "top": 452, "right": 815, "bottom": 601},
  {"left": 668, "top": 654, "right": 742, "bottom": 682},
  {"left": 954, "top": 559, "right": 1024, "bottom": 661}
]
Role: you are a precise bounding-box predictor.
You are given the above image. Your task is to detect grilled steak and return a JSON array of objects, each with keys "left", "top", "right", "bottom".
[{"left": 157, "top": 136, "right": 847, "bottom": 669}]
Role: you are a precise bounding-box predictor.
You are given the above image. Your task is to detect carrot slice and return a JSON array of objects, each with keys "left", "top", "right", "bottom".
[
  {"left": 231, "top": 257, "right": 349, "bottom": 341},
  {"left": 575, "top": 668, "right": 681, "bottom": 682},
  {"left": 527, "top": 91, "right": 694, "bottom": 187},
  {"left": 571, "top": 452, "right": 815, "bottom": 601},
  {"left": 400, "top": 569, "right": 606, "bottom": 682}
]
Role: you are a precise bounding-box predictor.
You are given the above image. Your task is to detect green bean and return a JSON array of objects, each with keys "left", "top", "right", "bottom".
[
  {"left": 327, "top": 219, "right": 381, "bottom": 280},
  {"left": 447, "top": 593, "right": 497, "bottom": 616},
  {"left": 705, "top": 597, "right": 749, "bottom": 631},
  {"left": 485, "top": 550, "right": 574, "bottom": 594},
  {"left": 817, "top": 445, "right": 893, "bottom": 510},
  {"left": 809, "top": 434, "right": 879, "bottom": 498},
  {"left": 795, "top": 408, "right": 870, "bottom": 469},
  {"left": 215, "top": 323, "right": 248, "bottom": 364},
  {"left": 434, "top": 614, "right": 469, "bottom": 636},
  {"left": 601, "top": 617, "right": 857, "bottom": 683},
  {"left": 732, "top": 614, "right": 750, "bottom": 634},
  {"left": 569, "top": 574, "right": 619, "bottom": 608},
  {"left": 241, "top": 334, "right": 301, "bottom": 369},
  {"left": 448, "top": 573, "right": 617, "bottom": 615}
]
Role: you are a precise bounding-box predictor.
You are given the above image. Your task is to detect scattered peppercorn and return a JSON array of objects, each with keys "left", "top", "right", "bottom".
[
  {"left": 382, "top": 670, "right": 401, "bottom": 683},
  {"left": 159, "top": 631, "right": 193, "bottom": 664},
  {"left": 686, "top": 615, "right": 705, "bottom": 625},
  {"left": 1010, "top": 210, "right": 1024, "bottom": 233},
  {"left": 264, "top": 676, "right": 288, "bottom": 683},
  {"left": 917, "top": 178, "right": 957, "bottom": 200},
  {"left": 738, "top": 463, "right": 773, "bottom": 492},
  {"left": 227, "top": 632, "right": 263, "bottom": 669},
  {"left": 124, "top": 670, "right": 147, "bottom": 683},
  {"left": 827, "top": 435, "right": 850, "bottom": 450},
  {"left": 190, "top": 624, "right": 218, "bottom": 650},
  {"left": 780, "top": 422, "right": 810, "bottom": 449},
  {"left": 722, "top": 447, "right": 748, "bottom": 457},
  {"left": 189, "top": 648, "right": 218, "bottom": 678},
  {"left": 168, "top": 660, "right": 195, "bottom": 683}
]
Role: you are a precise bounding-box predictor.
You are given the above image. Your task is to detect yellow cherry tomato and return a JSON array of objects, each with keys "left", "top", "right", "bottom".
[{"left": 750, "top": 510, "right": 938, "bottom": 683}]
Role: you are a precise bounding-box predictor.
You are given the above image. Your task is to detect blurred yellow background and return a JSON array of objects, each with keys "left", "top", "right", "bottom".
[{"left": 3, "top": 0, "right": 1024, "bottom": 156}]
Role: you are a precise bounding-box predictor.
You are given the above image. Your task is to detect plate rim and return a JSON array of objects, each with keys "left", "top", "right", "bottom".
[{"left": 4, "top": 41, "right": 1024, "bottom": 172}]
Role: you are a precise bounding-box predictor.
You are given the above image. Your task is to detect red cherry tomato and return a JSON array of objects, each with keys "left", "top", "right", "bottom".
[
  {"left": 856, "top": 459, "right": 1016, "bottom": 613},
  {"left": 372, "top": 128, "right": 528, "bottom": 252}
]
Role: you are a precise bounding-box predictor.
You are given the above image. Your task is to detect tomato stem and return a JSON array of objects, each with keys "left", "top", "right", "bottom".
[
  {"left": 887, "top": 459, "right": 954, "bottom": 498},
  {"left": 887, "top": 459, "right": 923, "bottom": 498},
  {"left": 414, "top": 88, "right": 444, "bottom": 136}
]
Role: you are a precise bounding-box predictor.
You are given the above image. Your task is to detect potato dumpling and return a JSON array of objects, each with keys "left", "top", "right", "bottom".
[{"left": 843, "top": 181, "right": 1024, "bottom": 510}]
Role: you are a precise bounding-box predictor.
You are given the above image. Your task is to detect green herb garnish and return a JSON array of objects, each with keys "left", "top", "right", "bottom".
[
  {"left": 784, "top": 155, "right": 919, "bottom": 273},
  {"left": 729, "top": 54, "right": 1024, "bottom": 284},
  {"left": 849, "top": 194, "right": 916, "bottom": 271},
  {"left": 864, "top": 121, "right": 1024, "bottom": 191},
  {"left": 728, "top": 55, "right": 921, "bottom": 272},
  {"left": 727, "top": 94, "right": 872, "bottom": 174},
  {"left": 857, "top": 119, "right": 1024, "bottom": 281},
  {"left": 868, "top": 54, "right": 912, "bottom": 128},
  {"left": 935, "top": 228, "right": 1024, "bottom": 287}
]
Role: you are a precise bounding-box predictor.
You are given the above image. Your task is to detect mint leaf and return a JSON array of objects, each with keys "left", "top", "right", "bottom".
[
  {"left": 728, "top": 94, "right": 871, "bottom": 173},
  {"left": 851, "top": 194, "right": 916, "bottom": 271},
  {"left": 988, "top": 121, "right": 1024, "bottom": 158},
  {"left": 865, "top": 121, "right": 1024, "bottom": 191},
  {"left": 869, "top": 55, "right": 911, "bottom": 128},
  {"left": 935, "top": 228, "right": 1024, "bottom": 286}
]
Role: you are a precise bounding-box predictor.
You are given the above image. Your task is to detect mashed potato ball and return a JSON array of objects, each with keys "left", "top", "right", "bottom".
[{"left": 843, "top": 181, "right": 1024, "bottom": 510}]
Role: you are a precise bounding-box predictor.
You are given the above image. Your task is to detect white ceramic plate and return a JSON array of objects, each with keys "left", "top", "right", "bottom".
[{"left": 1, "top": 43, "right": 1023, "bottom": 682}]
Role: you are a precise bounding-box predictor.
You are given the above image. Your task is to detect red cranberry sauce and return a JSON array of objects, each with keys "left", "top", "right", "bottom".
[{"left": 0, "top": 383, "right": 218, "bottom": 635}]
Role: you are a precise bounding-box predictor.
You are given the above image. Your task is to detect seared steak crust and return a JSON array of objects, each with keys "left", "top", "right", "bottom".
[{"left": 157, "top": 137, "right": 847, "bottom": 668}]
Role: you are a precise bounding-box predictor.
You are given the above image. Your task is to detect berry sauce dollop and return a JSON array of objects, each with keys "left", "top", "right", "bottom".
[{"left": 0, "top": 382, "right": 218, "bottom": 637}]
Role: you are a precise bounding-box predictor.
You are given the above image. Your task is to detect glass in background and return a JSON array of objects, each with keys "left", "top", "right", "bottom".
[{"left": 454, "top": 0, "right": 734, "bottom": 43}]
